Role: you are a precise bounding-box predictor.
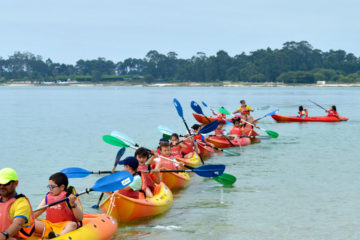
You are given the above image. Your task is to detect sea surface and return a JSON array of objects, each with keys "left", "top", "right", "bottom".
[{"left": 1, "top": 86, "right": 359, "bottom": 240}]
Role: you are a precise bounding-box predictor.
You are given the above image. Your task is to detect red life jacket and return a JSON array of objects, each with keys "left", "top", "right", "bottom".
[
  {"left": 230, "top": 126, "right": 244, "bottom": 136},
  {"left": 214, "top": 128, "right": 224, "bottom": 136},
  {"left": 240, "top": 105, "right": 250, "bottom": 115},
  {"left": 328, "top": 110, "right": 338, "bottom": 117},
  {"left": 45, "top": 191, "right": 78, "bottom": 223},
  {"left": 137, "top": 165, "right": 155, "bottom": 191},
  {"left": 159, "top": 154, "right": 178, "bottom": 170},
  {"left": 181, "top": 140, "right": 194, "bottom": 155},
  {"left": 194, "top": 134, "right": 205, "bottom": 143},
  {"left": 171, "top": 144, "right": 182, "bottom": 158},
  {"left": 117, "top": 174, "right": 141, "bottom": 199},
  {"left": 0, "top": 194, "right": 35, "bottom": 239}
]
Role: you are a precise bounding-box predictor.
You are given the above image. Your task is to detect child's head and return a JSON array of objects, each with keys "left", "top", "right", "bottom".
[
  {"left": 240, "top": 100, "right": 246, "bottom": 106},
  {"left": 48, "top": 172, "right": 68, "bottom": 196},
  {"left": 159, "top": 142, "right": 171, "bottom": 156},
  {"left": 119, "top": 156, "right": 139, "bottom": 173},
  {"left": 191, "top": 124, "right": 201, "bottom": 133},
  {"left": 135, "top": 147, "right": 150, "bottom": 165},
  {"left": 299, "top": 105, "right": 304, "bottom": 111},
  {"left": 171, "top": 133, "right": 179, "bottom": 143},
  {"left": 232, "top": 117, "right": 241, "bottom": 126},
  {"left": 217, "top": 122, "right": 225, "bottom": 129},
  {"left": 331, "top": 105, "right": 337, "bottom": 111}
]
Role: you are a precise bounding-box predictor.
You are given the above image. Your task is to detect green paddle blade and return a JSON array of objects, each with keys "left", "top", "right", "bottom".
[
  {"left": 223, "top": 149, "right": 241, "bottom": 156},
  {"left": 162, "top": 133, "right": 171, "bottom": 140},
  {"left": 213, "top": 173, "right": 237, "bottom": 185},
  {"left": 219, "top": 107, "right": 230, "bottom": 115},
  {"left": 103, "top": 135, "right": 130, "bottom": 147},
  {"left": 266, "top": 130, "right": 279, "bottom": 138}
]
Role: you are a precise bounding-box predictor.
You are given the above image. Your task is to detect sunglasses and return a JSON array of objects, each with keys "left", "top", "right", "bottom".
[
  {"left": 0, "top": 180, "right": 14, "bottom": 187},
  {"left": 47, "top": 185, "right": 59, "bottom": 190}
]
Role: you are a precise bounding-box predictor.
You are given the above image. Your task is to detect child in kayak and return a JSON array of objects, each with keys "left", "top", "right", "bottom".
[
  {"left": 170, "top": 133, "right": 194, "bottom": 159},
  {"left": 229, "top": 117, "right": 245, "bottom": 136},
  {"left": 326, "top": 105, "right": 338, "bottom": 117},
  {"left": 191, "top": 124, "right": 215, "bottom": 148},
  {"left": 212, "top": 106, "right": 226, "bottom": 118},
  {"left": 214, "top": 121, "right": 227, "bottom": 136},
  {"left": 34, "top": 172, "right": 83, "bottom": 239},
  {"left": 153, "top": 142, "right": 182, "bottom": 171},
  {"left": 117, "top": 157, "right": 142, "bottom": 199},
  {"left": 135, "top": 147, "right": 160, "bottom": 198},
  {"left": 298, "top": 106, "right": 308, "bottom": 118},
  {"left": 233, "top": 100, "right": 253, "bottom": 116}
]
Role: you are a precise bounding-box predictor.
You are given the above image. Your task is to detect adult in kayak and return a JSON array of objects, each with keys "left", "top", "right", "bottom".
[
  {"left": 326, "top": 105, "right": 338, "bottom": 117},
  {"left": 34, "top": 172, "right": 83, "bottom": 239},
  {"left": 0, "top": 168, "right": 35, "bottom": 240},
  {"left": 233, "top": 100, "right": 253, "bottom": 116},
  {"left": 298, "top": 106, "right": 308, "bottom": 118}
]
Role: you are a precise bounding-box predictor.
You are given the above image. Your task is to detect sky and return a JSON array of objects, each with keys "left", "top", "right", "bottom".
[{"left": 0, "top": 0, "right": 359, "bottom": 64}]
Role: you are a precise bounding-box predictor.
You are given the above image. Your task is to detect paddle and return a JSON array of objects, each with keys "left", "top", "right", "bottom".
[
  {"left": 92, "top": 147, "right": 126, "bottom": 209},
  {"left": 103, "top": 135, "right": 237, "bottom": 185},
  {"left": 173, "top": 98, "right": 206, "bottom": 164},
  {"left": 34, "top": 171, "right": 133, "bottom": 212},
  {"left": 61, "top": 164, "right": 225, "bottom": 178},
  {"left": 254, "top": 109, "right": 280, "bottom": 122},
  {"left": 308, "top": 99, "right": 344, "bottom": 121},
  {"left": 196, "top": 140, "right": 240, "bottom": 156},
  {"left": 219, "top": 108, "right": 279, "bottom": 138},
  {"left": 191, "top": 101, "right": 236, "bottom": 147}
]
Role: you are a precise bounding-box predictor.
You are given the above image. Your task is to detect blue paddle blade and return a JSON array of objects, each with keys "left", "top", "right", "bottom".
[
  {"left": 115, "top": 147, "right": 126, "bottom": 164},
  {"left": 193, "top": 164, "right": 225, "bottom": 177},
  {"left": 61, "top": 167, "right": 92, "bottom": 178},
  {"left": 111, "top": 131, "right": 137, "bottom": 147},
  {"left": 91, "top": 171, "right": 133, "bottom": 192},
  {"left": 173, "top": 98, "right": 183, "bottom": 118},
  {"left": 266, "top": 109, "right": 279, "bottom": 117},
  {"left": 199, "top": 120, "right": 218, "bottom": 134},
  {"left": 202, "top": 101, "right": 208, "bottom": 107},
  {"left": 190, "top": 101, "right": 204, "bottom": 115},
  {"left": 158, "top": 125, "right": 175, "bottom": 136}
]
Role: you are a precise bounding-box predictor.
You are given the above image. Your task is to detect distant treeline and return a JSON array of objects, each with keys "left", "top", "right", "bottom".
[{"left": 1, "top": 41, "right": 360, "bottom": 84}]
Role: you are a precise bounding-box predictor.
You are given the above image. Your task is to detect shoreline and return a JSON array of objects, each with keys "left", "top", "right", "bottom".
[{"left": 1, "top": 81, "right": 360, "bottom": 87}]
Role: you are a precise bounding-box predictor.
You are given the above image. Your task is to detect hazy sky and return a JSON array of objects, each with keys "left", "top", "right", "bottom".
[{"left": 1, "top": 0, "right": 359, "bottom": 64}]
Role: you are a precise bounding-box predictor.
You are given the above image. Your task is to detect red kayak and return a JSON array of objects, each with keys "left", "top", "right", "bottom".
[
  {"left": 206, "top": 136, "right": 251, "bottom": 148},
  {"left": 192, "top": 113, "right": 231, "bottom": 124},
  {"left": 271, "top": 114, "right": 349, "bottom": 122},
  {"left": 196, "top": 142, "right": 214, "bottom": 159}
]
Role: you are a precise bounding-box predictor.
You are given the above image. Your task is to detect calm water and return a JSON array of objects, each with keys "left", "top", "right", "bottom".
[{"left": 1, "top": 86, "right": 359, "bottom": 240}]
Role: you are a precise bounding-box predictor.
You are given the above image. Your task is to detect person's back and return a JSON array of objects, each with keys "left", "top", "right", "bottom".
[
  {"left": 327, "top": 105, "right": 338, "bottom": 117},
  {"left": 117, "top": 157, "right": 142, "bottom": 199}
]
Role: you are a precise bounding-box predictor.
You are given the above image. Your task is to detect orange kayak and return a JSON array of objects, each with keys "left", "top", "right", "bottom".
[
  {"left": 99, "top": 183, "right": 173, "bottom": 223},
  {"left": 197, "top": 142, "right": 215, "bottom": 158},
  {"left": 192, "top": 113, "right": 231, "bottom": 124},
  {"left": 29, "top": 213, "right": 117, "bottom": 240},
  {"left": 272, "top": 114, "right": 349, "bottom": 122}
]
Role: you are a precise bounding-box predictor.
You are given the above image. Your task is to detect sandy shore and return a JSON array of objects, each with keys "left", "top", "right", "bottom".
[{"left": 1, "top": 81, "right": 360, "bottom": 87}]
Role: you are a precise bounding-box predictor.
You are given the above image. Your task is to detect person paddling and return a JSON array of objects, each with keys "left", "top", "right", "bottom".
[
  {"left": 211, "top": 107, "right": 226, "bottom": 119},
  {"left": 34, "top": 172, "right": 83, "bottom": 239},
  {"left": 135, "top": 147, "right": 159, "bottom": 198},
  {"left": 298, "top": 106, "right": 308, "bottom": 118},
  {"left": 326, "top": 105, "right": 339, "bottom": 117},
  {"left": 0, "top": 168, "right": 35, "bottom": 240},
  {"left": 117, "top": 157, "right": 142, "bottom": 199},
  {"left": 214, "top": 121, "right": 227, "bottom": 136},
  {"left": 233, "top": 100, "right": 253, "bottom": 116},
  {"left": 153, "top": 142, "right": 182, "bottom": 171},
  {"left": 170, "top": 133, "right": 194, "bottom": 159}
]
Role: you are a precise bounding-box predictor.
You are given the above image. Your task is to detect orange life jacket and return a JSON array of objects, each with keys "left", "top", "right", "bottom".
[
  {"left": 327, "top": 110, "right": 338, "bottom": 117},
  {"left": 0, "top": 194, "right": 35, "bottom": 239},
  {"left": 137, "top": 165, "right": 155, "bottom": 191},
  {"left": 171, "top": 144, "right": 182, "bottom": 158},
  {"left": 214, "top": 128, "right": 225, "bottom": 136}
]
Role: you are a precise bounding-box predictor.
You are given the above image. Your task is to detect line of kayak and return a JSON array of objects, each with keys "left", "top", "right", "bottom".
[{"left": 271, "top": 114, "right": 349, "bottom": 122}]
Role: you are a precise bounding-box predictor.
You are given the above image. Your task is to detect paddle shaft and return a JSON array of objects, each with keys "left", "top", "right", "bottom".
[{"left": 35, "top": 189, "right": 91, "bottom": 212}]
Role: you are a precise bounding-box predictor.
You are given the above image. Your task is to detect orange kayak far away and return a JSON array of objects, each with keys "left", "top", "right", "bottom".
[
  {"left": 271, "top": 114, "right": 349, "bottom": 122},
  {"left": 192, "top": 113, "right": 231, "bottom": 124}
]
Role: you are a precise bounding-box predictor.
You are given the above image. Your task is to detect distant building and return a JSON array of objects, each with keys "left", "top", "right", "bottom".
[{"left": 317, "top": 81, "right": 326, "bottom": 85}]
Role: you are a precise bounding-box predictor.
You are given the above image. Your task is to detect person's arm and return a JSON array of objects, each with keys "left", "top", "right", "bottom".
[
  {"left": 68, "top": 195, "right": 83, "bottom": 221},
  {"left": 233, "top": 109, "right": 240, "bottom": 114},
  {"left": 0, "top": 217, "right": 26, "bottom": 240},
  {"left": 33, "top": 198, "right": 46, "bottom": 218}
]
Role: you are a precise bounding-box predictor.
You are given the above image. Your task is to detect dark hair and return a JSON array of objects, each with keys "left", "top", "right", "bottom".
[
  {"left": 191, "top": 124, "right": 201, "bottom": 131},
  {"left": 240, "top": 100, "right": 245, "bottom": 104},
  {"left": 135, "top": 147, "right": 150, "bottom": 158},
  {"left": 232, "top": 117, "right": 241, "bottom": 124},
  {"left": 49, "top": 172, "right": 68, "bottom": 189},
  {"left": 218, "top": 121, "right": 225, "bottom": 126},
  {"left": 332, "top": 105, "right": 337, "bottom": 111},
  {"left": 171, "top": 133, "right": 179, "bottom": 140},
  {"left": 159, "top": 141, "right": 170, "bottom": 150},
  {"left": 299, "top": 105, "right": 304, "bottom": 111}
]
